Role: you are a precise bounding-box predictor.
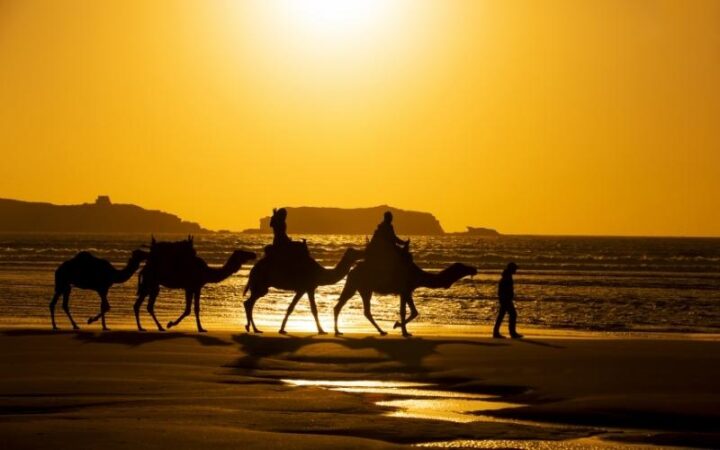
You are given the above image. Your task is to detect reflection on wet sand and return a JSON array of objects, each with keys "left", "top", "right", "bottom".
[
  {"left": 281, "top": 379, "right": 669, "bottom": 449},
  {"left": 282, "top": 379, "right": 522, "bottom": 423},
  {"left": 416, "top": 437, "right": 659, "bottom": 449}
]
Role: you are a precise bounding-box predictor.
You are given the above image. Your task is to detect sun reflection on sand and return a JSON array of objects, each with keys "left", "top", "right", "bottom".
[
  {"left": 281, "top": 379, "right": 522, "bottom": 423},
  {"left": 415, "top": 437, "right": 658, "bottom": 449}
]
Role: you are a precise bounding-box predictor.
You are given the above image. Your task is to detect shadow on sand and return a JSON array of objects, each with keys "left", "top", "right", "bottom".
[
  {"left": 2, "top": 329, "right": 232, "bottom": 347},
  {"left": 514, "top": 338, "right": 566, "bottom": 349},
  {"left": 229, "top": 333, "right": 507, "bottom": 376}
]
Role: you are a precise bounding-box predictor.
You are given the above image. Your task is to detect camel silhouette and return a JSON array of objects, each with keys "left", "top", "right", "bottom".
[
  {"left": 333, "top": 261, "right": 477, "bottom": 337},
  {"left": 243, "top": 247, "right": 365, "bottom": 334},
  {"left": 50, "top": 249, "right": 149, "bottom": 331},
  {"left": 134, "top": 248, "right": 256, "bottom": 332}
]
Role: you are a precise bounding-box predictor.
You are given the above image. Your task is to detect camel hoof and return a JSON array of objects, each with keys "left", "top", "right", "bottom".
[
  {"left": 138, "top": 327, "right": 146, "bottom": 332},
  {"left": 157, "top": 326, "right": 166, "bottom": 332},
  {"left": 72, "top": 325, "right": 80, "bottom": 331},
  {"left": 393, "top": 321, "right": 400, "bottom": 329},
  {"left": 198, "top": 328, "right": 207, "bottom": 333},
  {"left": 402, "top": 332, "right": 412, "bottom": 338},
  {"left": 317, "top": 330, "right": 327, "bottom": 335},
  {"left": 334, "top": 331, "right": 343, "bottom": 337},
  {"left": 244, "top": 324, "right": 250, "bottom": 333},
  {"left": 379, "top": 330, "right": 388, "bottom": 336},
  {"left": 102, "top": 328, "right": 110, "bottom": 332},
  {"left": 166, "top": 321, "right": 174, "bottom": 329},
  {"left": 87, "top": 317, "right": 94, "bottom": 324},
  {"left": 278, "top": 329, "right": 287, "bottom": 335},
  {"left": 254, "top": 329, "right": 263, "bottom": 334}
]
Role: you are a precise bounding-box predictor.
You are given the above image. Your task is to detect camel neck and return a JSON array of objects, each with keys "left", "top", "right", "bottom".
[
  {"left": 317, "top": 253, "right": 356, "bottom": 286},
  {"left": 112, "top": 258, "right": 142, "bottom": 284}
]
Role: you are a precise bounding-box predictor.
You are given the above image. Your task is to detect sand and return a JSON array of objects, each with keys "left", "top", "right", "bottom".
[{"left": 1, "top": 327, "right": 719, "bottom": 449}]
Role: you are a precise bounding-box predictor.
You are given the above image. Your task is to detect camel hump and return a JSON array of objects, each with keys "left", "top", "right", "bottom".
[
  {"left": 74, "top": 251, "right": 96, "bottom": 261},
  {"left": 148, "top": 238, "right": 196, "bottom": 263},
  {"left": 264, "top": 241, "right": 310, "bottom": 261}
]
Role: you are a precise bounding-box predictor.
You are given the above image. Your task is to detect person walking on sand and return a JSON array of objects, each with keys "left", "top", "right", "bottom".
[{"left": 493, "top": 262, "right": 523, "bottom": 339}]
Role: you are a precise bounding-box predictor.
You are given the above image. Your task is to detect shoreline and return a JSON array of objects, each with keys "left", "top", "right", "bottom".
[{"left": 3, "top": 323, "right": 719, "bottom": 341}]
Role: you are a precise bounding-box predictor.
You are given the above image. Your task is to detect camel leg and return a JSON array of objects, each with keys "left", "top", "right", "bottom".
[
  {"left": 61, "top": 289, "right": 79, "bottom": 330},
  {"left": 194, "top": 291, "right": 206, "bottom": 333},
  {"left": 243, "top": 288, "right": 267, "bottom": 333},
  {"left": 307, "top": 290, "right": 326, "bottom": 335},
  {"left": 50, "top": 290, "right": 62, "bottom": 330},
  {"left": 279, "top": 291, "right": 304, "bottom": 335},
  {"left": 360, "top": 289, "right": 386, "bottom": 336},
  {"left": 398, "top": 293, "right": 413, "bottom": 337},
  {"left": 134, "top": 289, "right": 147, "bottom": 332},
  {"left": 167, "top": 290, "right": 192, "bottom": 330},
  {"left": 393, "top": 295, "right": 418, "bottom": 329},
  {"left": 333, "top": 282, "right": 357, "bottom": 336},
  {"left": 99, "top": 291, "right": 111, "bottom": 331},
  {"left": 88, "top": 290, "right": 111, "bottom": 330},
  {"left": 147, "top": 287, "right": 164, "bottom": 331}
]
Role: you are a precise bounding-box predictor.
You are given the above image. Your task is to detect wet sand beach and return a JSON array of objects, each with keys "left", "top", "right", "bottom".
[{"left": 1, "top": 328, "right": 719, "bottom": 449}]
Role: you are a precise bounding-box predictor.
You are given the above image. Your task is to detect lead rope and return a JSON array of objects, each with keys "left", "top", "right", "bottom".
[
  {"left": 470, "top": 274, "right": 497, "bottom": 330},
  {"left": 469, "top": 274, "right": 484, "bottom": 300}
]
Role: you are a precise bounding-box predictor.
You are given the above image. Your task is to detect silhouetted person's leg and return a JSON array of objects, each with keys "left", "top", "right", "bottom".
[
  {"left": 493, "top": 305, "right": 507, "bottom": 338},
  {"left": 507, "top": 302, "right": 522, "bottom": 338}
]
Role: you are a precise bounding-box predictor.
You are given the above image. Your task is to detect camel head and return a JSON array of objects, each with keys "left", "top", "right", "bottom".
[
  {"left": 226, "top": 249, "right": 257, "bottom": 273},
  {"left": 342, "top": 247, "right": 365, "bottom": 263},
  {"left": 446, "top": 263, "right": 477, "bottom": 280},
  {"left": 130, "top": 249, "right": 150, "bottom": 263}
]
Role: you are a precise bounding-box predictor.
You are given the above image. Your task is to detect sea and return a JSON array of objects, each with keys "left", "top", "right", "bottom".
[{"left": 1, "top": 233, "right": 719, "bottom": 334}]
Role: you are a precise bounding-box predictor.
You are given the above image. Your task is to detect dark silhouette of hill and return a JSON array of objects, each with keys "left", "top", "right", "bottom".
[
  {"left": 243, "top": 205, "right": 445, "bottom": 236},
  {"left": 0, "top": 196, "right": 208, "bottom": 233}
]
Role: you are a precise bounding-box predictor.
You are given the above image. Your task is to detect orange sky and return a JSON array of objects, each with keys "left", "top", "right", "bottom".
[{"left": 1, "top": 0, "right": 719, "bottom": 236}]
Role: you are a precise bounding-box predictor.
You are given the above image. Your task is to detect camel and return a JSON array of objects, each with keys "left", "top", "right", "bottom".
[
  {"left": 333, "top": 261, "right": 477, "bottom": 337},
  {"left": 50, "top": 249, "right": 149, "bottom": 331},
  {"left": 134, "top": 248, "right": 256, "bottom": 332},
  {"left": 243, "top": 247, "right": 365, "bottom": 334}
]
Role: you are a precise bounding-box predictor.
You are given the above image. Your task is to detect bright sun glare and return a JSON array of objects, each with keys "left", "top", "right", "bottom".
[{"left": 281, "top": 0, "right": 389, "bottom": 38}]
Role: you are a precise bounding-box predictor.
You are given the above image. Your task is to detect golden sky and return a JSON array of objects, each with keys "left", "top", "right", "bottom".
[{"left": 1, "top": 0, "right": 719, "bottom": 236}]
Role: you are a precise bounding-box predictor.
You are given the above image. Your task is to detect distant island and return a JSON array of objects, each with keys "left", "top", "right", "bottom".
[
  {"left": 243, "top": 205, "right": 444, "bottom": 236},
  {"left": 0, "top": 196, "right": 208, "bottom": 233},
  {"left": 0, "top": 197, "right": 500, "bottom": 236},
  {"left": 242, "top": 205, "right": 500, "bottom": 236},
  {"left": 446, "top": 226, "right": 501, "bottom": 237}
]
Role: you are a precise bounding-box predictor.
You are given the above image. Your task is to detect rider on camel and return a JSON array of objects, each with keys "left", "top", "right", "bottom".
[
  {"left": 270, "top": 208, "right": 291, "bottom": 247},
  {"left": 367, "top": 211, "right": 410, "bottom": 264},
  {"left": 268, "top": 208, "right": 308, "bottom": 260}
]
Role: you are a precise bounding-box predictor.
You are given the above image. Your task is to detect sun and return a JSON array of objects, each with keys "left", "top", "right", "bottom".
[{"left": 283, "top": 0, "right": 389, "bottom": 38}]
